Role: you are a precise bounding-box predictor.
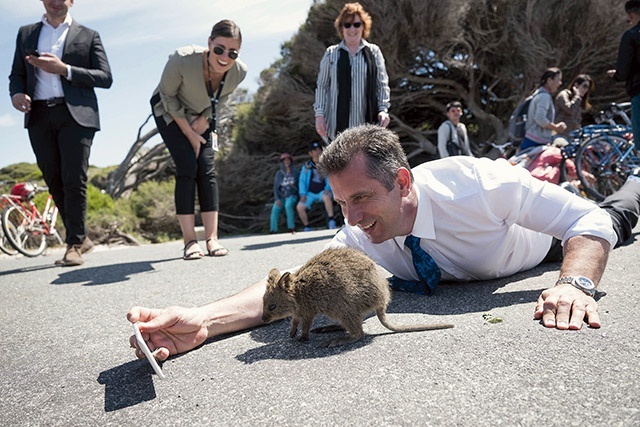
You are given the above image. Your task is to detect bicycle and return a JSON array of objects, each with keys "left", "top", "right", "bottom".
[
  {"left": 1, "top": 182, "right": 64, "bottom": 257},
  {"left": 0, "top": 194, "right": 20, "bottom": 256},
  {"left": 560, "top": 102, "right": 637, "bottom": 201}
]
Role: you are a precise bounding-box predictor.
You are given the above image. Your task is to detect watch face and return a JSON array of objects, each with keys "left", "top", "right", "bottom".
[{"left": 575, "top": 277, "right": 595, "bottom": 290}]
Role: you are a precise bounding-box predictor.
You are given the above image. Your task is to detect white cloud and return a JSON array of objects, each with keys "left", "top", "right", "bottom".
[{"left": 0, "top": 114, "right": 18, "bottom": 128}]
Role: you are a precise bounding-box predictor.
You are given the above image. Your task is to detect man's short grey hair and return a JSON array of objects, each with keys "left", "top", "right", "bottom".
[{"left": 318, "top": 124, "right": 413, "bottom": 191}]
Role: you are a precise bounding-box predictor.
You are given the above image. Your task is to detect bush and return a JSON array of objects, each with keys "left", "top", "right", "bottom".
[
  {"left": 127, "top": 179, "right": 180, "bottom": 242},
  {"left": 85, "top": 184, "right": 141, "bottom": 240},
  {"left": 0, "top": 163, "right": 42, "bottom": 187}
]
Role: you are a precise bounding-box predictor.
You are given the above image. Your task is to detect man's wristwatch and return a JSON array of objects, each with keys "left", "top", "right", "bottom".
[{"left": 554, "top": 276, "right": 597, "bottom": 297}]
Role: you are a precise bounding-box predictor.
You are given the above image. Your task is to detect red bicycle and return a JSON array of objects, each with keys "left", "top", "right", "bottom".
[
  {"left": 0, "top": 194, "right": 20, "bottom": 256},
  {"left": 1, "top": 182, "right": 63, "bottom": 257}
]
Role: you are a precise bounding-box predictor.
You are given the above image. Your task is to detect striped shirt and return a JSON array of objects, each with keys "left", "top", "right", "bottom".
[{"left": 314, "top": 39, "right": 390, "bottom": 140}]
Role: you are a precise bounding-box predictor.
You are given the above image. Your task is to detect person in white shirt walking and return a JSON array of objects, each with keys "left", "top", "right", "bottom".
[{"left": 127, "top": 124, "right": 640, "bottom": 362}]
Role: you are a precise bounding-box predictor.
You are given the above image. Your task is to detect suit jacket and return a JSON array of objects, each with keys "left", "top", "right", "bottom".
[{"left": 9, "top": 20, "right": 113, "bottom": 130}]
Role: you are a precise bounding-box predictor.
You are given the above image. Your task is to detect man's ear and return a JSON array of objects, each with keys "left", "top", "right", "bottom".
[{"left": 396, "top": 167, "right": 412, "bottom": 196}]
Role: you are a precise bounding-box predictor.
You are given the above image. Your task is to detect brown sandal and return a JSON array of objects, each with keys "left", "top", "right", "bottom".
[
  {"left": 183, "top": 240, "right": 204, "bottom": 260},
  {"left": 206, "top": 238, "right": 229, "bottom": 257}
]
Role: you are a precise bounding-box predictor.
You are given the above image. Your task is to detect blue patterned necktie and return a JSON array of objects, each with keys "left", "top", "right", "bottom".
[{"left": 388, "top": 234, "right": 441, "bottom": 295}]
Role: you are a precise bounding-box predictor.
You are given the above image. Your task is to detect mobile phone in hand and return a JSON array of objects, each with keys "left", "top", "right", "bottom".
[
  {"left": 25, "top": 49, "right": 39, "bottom": 57},
  {"left": 132, "top": 322, "right": 166, "bottom": 379}
]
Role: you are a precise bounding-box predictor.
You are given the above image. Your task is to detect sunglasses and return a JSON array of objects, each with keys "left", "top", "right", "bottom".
[
  {"left": 580, "top": 82, "right": 590, "bottom": 89},
  {"left": 343, "top": 22, "right": 362, "bottom": 29},
  {"left": 212, "top": 45, "right": 239, "bottom": 60}
]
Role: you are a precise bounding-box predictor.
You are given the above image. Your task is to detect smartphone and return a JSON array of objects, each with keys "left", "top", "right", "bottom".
[
  {"left": 132, "top": 322, "right": 166, "bottom": 379},
  {"left": 25, "top": 49, "right": 39, "bottom": 57}
]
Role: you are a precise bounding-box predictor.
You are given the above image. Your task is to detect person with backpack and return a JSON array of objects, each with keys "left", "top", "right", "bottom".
[
  {"left": 518, "top": 68, "right": 567, "bottom": 152},
  {"left": 437, "top": 101, "right": 473, "bottom": 158}
]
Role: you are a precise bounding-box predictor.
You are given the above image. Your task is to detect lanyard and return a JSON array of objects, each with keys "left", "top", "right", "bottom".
[{"left": 206, "top": 51, "right": 227, "bottom": 133}]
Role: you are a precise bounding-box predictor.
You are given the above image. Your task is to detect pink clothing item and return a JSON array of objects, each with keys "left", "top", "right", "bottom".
[{"left": 526, "top": 146, "right": 576, "bottom": 184}]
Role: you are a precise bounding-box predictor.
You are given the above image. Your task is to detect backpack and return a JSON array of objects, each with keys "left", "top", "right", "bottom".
[
  {"left": 507, "top": 96, "right": 534, "bottom": 144},
  {"left": 436, "top": 121, "right": 461, "bottom": 158}
]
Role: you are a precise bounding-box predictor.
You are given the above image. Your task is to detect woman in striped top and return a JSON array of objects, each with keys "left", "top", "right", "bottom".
[{"left": 313, "top": 2, "right": 391, "bottom": 142}]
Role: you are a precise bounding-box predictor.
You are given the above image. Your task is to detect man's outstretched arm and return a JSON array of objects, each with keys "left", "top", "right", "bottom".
[
  {"left": 534, "top": 235, "right": 610, "bottom": 330},
  {"left": 128, "top": 279, "right": 267, "bottom": 361}
]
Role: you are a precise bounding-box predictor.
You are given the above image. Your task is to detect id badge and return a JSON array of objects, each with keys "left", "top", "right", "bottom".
[{"left": 210, "top": 131, "right": 219, "bottom": 151}]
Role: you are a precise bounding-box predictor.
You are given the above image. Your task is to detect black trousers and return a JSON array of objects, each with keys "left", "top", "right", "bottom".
[
  {"left": 543, "top": 179, "right": 640, "bottom": 262},
  {"left": 152, "top": 113, "right": 219, "bottom": 215},
  {"left": 28, "top": 103, "right": 94, "bottom": 246}
]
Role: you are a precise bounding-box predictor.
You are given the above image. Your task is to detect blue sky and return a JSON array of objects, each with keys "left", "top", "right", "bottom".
[{"left": 0, "top": 0, "right": 314, "bottom": 169}]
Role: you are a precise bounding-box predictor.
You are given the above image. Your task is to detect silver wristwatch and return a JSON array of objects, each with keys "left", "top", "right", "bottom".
[{"left": 555, "top": 276, "right": 596, "bottom": 297}]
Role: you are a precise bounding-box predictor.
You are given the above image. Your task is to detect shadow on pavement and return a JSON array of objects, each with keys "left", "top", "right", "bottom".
[
  {"left": 236, "top": 321, "right": 372, "bottom": 364},
  {"left": 97, "top": 359, "right": 160, "bottom": 412},
  {"left": 241, "top": 234, "right": 334, "bottom": 251},
  {"left": 0, "top": 263, "right": 58, "bottom": 277},
  {"left": 50, "top": 258, "right": 175, "bottom": 286}
]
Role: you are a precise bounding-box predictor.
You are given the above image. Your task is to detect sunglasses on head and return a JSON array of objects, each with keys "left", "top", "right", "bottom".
[
  {"left": 212, "top": 45, "right": 239, "bottom": 60},
  {"left": 343, "top": 22, "right": 362, "bottom": 29}
]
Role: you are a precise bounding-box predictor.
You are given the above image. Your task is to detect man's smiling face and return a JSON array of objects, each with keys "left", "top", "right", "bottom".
[{"left": 329, "top": 154, "right": 414, "bottom": 244}]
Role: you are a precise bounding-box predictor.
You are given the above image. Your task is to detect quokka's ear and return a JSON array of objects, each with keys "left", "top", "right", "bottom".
[
  {"left": 267, "top": 268, "right": 281, "bottom": 288},
  {"left": 279, "top": 271, "right": 293, "bottom": 291}
]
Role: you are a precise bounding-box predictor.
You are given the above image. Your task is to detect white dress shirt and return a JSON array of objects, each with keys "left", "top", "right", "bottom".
[
  {"left": 34, "top": 14, "right": 73, "bottom": 100},
  {"left": 328, "top": 157, "right": 616, "bottom": 282}
]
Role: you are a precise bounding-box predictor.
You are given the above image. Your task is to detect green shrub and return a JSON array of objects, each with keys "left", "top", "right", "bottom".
[
  {"left": 86, "top": 184, "right": 140, "bottom": 236},
  {"left": 128, "top": 179, "right": 180, "bottom": 242}
]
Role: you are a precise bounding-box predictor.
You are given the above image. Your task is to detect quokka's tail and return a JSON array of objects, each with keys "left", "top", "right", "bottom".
[{"left": 376, "top": 309, "right": 455, "bottom": 332}]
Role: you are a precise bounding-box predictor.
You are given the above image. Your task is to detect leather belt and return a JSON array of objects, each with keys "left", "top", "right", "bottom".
[{"left": 33, "top": 97, "right": 65, "bottom": 107}]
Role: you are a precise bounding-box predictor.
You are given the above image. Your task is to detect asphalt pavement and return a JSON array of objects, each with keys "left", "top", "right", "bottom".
[{"left": 0, "top": 227, "right": 639, "bottom": 426}]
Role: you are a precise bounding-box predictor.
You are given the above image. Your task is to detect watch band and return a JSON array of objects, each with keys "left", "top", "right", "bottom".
[{"left": 554, "top": 276, "right": 597, "bottom": 297}]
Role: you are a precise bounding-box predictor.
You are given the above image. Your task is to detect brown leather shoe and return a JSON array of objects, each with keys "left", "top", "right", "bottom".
[
  {"left": 80, "top": 236, "right": 94, "bottom": 254},
  {"left": 55, "top": 244, "right": 84, "bottom": 266}
]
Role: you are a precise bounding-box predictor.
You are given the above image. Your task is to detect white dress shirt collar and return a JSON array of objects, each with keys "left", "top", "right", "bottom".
[
  {"left": 408, "top": 184, "right": 436, "bottom": 240},
  {"left": 41, "top": 13, "right": 73, "bottom": 29}
]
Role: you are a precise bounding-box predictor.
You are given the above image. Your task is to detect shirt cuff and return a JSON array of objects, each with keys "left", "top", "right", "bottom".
[{"left": 66, "top": 65, "right": 72, "bottom": 81}]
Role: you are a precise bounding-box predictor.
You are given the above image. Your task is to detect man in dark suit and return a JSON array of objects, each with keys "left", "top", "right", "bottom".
[{"left": 9, "top": 0, "right": 112, "bottom": 266}]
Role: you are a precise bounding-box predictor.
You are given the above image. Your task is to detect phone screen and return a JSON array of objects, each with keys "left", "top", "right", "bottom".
[{"left": 132, "top": 322, "right": 166, "bottom": 379}]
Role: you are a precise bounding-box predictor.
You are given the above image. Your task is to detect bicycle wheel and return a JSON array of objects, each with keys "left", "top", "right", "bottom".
[
  {"left": 2, "top": 205, "right": 47, "bottom": 257},
  {"left": 0, "top": 226, "right": 19, "bottom": 255},
  {"left": 574, "top": 134, "right": 629, "bottom": 201}
]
